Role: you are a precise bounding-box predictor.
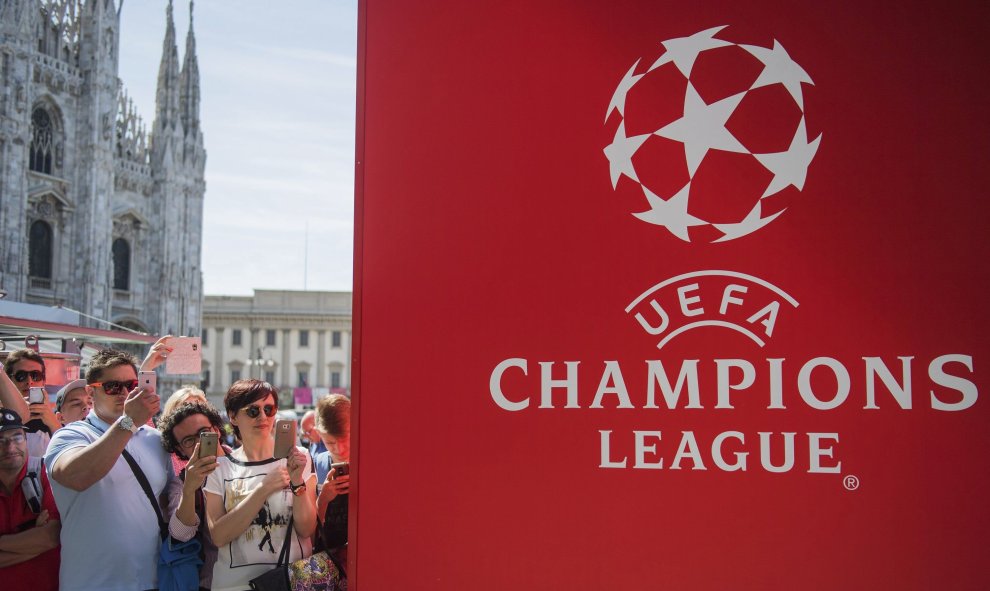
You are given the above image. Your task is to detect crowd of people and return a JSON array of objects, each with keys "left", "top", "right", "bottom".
[{"left": 0, "top": 338, "right": 351, "bottom": 591}]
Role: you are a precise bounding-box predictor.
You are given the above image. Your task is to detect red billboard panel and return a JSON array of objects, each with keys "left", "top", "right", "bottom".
[{"left": 352, "top": 1, "right": 989, "bottom": 588}]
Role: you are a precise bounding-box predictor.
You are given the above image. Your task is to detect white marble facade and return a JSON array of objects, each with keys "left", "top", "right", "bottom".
[{"left": 0, "top": 0, "right": 206, "bottom": 338}]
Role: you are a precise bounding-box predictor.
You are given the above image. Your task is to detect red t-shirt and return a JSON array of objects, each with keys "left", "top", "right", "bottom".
[{"left": 0, "top": 458, "right": 60, "bottom": 591}]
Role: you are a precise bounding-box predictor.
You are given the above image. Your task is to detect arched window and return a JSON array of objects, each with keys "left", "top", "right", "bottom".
[
  {"left": 28, "top": 220, "right": 53, "bottom": 279},
  {"left": 112, "top": 238, "right": 130, "bottom": 290},
  {"left": 30, "top": 108, "right": 56, "bottom": 175}
]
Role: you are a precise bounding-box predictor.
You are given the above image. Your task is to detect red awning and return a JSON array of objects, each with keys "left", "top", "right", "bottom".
[{"left": 0, "top": 314, "right": 158, "bottom": 346}]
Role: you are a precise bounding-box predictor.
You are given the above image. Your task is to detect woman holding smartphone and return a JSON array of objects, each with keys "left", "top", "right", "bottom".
[{"left": 204, "top": 380, "right": 317, "bottom": 591}]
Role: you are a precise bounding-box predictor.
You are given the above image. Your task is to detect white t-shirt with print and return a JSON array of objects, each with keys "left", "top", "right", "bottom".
[{"left": 204, "top": 447, "right": 313, "bottom": 591}]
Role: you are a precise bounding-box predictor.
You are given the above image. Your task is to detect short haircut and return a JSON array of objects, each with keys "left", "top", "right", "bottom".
[
  {"left": 224, "top": 379, "right": 278, "bottom": 437},
  {"left": 158, "top": 401, "right": 225, "bottom": 458},
  {"left": 4, "top": 349, "right": 45, "bottom": 377},
  {"left": 161, "top": 385, "right": 208, "bottom": 419},
  {"left": 85, "top": 349, "right": 139, "bottom": 384},
  {"left": 316, "top": 394, "right": 351, "bottom": 437}
]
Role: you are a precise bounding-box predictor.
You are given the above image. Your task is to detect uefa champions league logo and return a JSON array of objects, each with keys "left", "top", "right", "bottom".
[{"left": 604, "top": 26, "right": 822, "bottom": 242}]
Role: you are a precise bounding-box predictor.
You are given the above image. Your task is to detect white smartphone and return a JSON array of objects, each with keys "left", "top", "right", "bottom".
[
  {"left": 138, "top": 370, "right": 157, "bottom": 392},
  {"left": 28, "top": 386, "right": 46, "bottom": 404}
]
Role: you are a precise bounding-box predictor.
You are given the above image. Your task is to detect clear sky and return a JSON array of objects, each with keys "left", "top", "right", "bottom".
[{"left": 117, "top": 1, "right": 358, "bottom": 296}]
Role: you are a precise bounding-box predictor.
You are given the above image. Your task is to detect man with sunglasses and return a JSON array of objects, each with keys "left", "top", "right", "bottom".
[
  {"left": 1, "top": 349, "right": 61, "bottom": 457},
  {"left": 45, "top": 348, "right": 173, "bottom": 591}
]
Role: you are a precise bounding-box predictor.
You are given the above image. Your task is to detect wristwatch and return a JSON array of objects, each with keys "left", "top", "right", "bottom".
[
  {"left": 290, "top": 481, "right": 307, "bottom": 496},
  {"left": 117, "top": 414, "right": 139, "bottom": 434}
]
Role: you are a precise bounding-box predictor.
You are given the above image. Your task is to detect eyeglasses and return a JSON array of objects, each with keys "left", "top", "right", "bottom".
[
  {"left": 179, "top": 427, "right": 215, "bottom": 450},
  {"left": 0, "top": 433, "right": 26, "bottom": 447},
  {"left": 12, "top": 370, "right": 45, "bottom": 383},
  {"left": 242, "top": 404, "right": 277, "bottom": 419},
  {"left": 91, "top": 380, "right": 140, "bottom": 395}
]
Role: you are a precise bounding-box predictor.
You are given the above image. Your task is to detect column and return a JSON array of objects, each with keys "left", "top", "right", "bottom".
[
  {"left": 249, "top": 328, "right": 260, "bottom": 379},
  {"left": 316, "top": 329, "right": 326, "bottom": 387},
  {"left": 213, "top": 327, "right": 225, "bottom": 394},
  {"left": 281, "top": 328, "right": 291, "bottom": 387}
]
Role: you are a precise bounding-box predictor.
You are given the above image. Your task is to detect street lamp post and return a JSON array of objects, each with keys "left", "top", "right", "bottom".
[{"left": 245, "top": 347, "right": 276, "bottom": 382}]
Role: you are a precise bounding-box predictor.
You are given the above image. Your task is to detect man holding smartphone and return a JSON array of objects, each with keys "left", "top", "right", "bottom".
[
  {"left": 313, "top": 394, "right": 351, "bottom": 554},
  {"left": 1, "top": 349, "right": 61, "bottom": 456},
  {"left": 45, "top": 349, "right": 172, "bottom": 591}
]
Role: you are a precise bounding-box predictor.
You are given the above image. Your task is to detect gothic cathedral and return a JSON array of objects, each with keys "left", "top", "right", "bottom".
[{"left": 0, "top": 0, "right": 205, "bottom": 337}]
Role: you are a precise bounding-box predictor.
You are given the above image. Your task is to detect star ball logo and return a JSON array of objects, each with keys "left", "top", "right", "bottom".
[{"left": 604, "top": 26, "right": 821, "bottom": 242}]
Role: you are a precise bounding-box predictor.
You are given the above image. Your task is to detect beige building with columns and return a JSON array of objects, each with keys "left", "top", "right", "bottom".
[{"left": 200, "top": 290, "right": 352, "bottom": 408}]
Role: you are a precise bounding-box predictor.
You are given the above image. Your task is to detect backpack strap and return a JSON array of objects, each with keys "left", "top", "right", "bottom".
[{"left": 20, "top": 456, "right": 44, "bottom": 514}]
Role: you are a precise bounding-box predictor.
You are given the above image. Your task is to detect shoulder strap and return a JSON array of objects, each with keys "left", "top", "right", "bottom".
[
  {"left": 81, "top": 418, "right": 166, "bottom": 536},
  {"left": 121, "top": 448, "right": 168, "bottom": 538},
  {"left": 276, "top": 513, "right": 294, "bottom": 567},
  {"left": 21, "top": 456, "right": 44, "bottom": 514}
]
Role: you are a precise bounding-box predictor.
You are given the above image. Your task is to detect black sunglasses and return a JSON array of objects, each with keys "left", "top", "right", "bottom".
[
  {"left": 91, "top": 379, "right": 140, "bottom": 395},
  {"left": 242, "top": 404, "right": 277, "bottom": 419},
  {"left": 13, "top": 370, "right": 45, "bottom": 383}
]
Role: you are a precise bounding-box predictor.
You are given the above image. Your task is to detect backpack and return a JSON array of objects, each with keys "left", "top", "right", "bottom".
[{"left": 21, "top": 456, "right": 44, "bottom": 514}]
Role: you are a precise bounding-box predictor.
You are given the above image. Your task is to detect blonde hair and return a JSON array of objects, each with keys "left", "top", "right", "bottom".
[{"left": 161, "top": 385, "right": 208, "bottom": 419}]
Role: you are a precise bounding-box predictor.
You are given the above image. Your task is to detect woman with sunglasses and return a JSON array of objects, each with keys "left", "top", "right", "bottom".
[{"left": 203, "top": 380, "right": 317, "bottom": 591}]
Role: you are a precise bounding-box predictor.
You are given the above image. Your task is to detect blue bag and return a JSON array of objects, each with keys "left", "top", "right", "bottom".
[
  {"left": 119, "top": 448, "right": 203, "bottom": 591},
  {"left": 158, "top": 535, "right": 204, "bottom": 591}
]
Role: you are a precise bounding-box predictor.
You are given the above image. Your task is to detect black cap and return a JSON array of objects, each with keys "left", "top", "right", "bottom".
[{"left": 0, "top": 410, "right": 25, "bottom": 434}]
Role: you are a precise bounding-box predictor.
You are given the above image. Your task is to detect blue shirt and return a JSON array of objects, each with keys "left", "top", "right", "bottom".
[
  {"left": 309, "top": 438, "right": 327, "bottom": 458},
  {"left": 45, "top": 411, "right": 172, "bottom": 591},
  {"left": 315, "top": 449, "right": 346, "bottom": 483}
]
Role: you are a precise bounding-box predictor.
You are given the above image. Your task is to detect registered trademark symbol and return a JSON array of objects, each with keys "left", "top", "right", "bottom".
[{"left": 843, "top": 475, "right": 860, "bottom": 491}]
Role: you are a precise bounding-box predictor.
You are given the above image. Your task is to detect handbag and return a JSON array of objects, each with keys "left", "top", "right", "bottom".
[
  {"left": 120, "top": 449, "right": 203, "bottom": 591},
  {"left": 249, "top": 514, "right": 347, "bottom": 591},
  {"left": 289, "top": 549, "right": 346, "bottom": 591},
  {"left": 249, "top": 514, "right": 294, "bottom": 591}
]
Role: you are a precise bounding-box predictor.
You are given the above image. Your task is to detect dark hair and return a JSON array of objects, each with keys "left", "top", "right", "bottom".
[
  {"left": 316, "top": 394, "right": 350, "bottom": 437},
  {"left": 4, "top": 349, "right": 45, "bottom": 377},
  {"left": 224, "top": 379, "right": 278, "bottom": 437},
  {"left": 86, "top": 349, "right": 138, "bottom": 384},
  {"left": 158, "top": 401, "right": 225, "bottom": 458}
]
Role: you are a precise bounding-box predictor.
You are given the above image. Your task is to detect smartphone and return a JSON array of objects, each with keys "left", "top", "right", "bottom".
[
  {"left": 273, "top": 419, "right": 296, "bottom": 459},
  {"left": 330, "top": 462, "right": 349, "bottom": 477},
  {"left": 198, "top": 431, "right": 219, "bottom": 458},
  {"left": 28, "top": 386, "right": 46, "bottom": 404},
  {"left": 138, "top": 370, "right": 157, "bottom": 392}
]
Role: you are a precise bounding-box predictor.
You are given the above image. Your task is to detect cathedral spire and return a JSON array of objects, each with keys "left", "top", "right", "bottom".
[
  {"left": 154, "top": 0, "right": 181, "bottom": 134},
  {"left": 180, "top": 0, "right": 201, "bottom": 138}
]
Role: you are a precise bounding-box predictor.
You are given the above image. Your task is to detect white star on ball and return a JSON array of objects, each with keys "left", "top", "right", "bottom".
[
  {"left": 754, "top": 117, "right": 822, "bottom": 198},
  {"left": 712, "top": 201, "right": 786, "bottom": 242},
  {"left": 741, "top": 39, "right": 814, "bottom": 109},
  {"left": 604, "top": 121, "right": 651, "bottom": 188},
  {"left": 649, "top": 25, "right": 732, "bottom": 77},
  {"left": 632, "top": 184, "right": 706, "bottom": 242},
  {"left": 655, "top": 82, "right": 748, "bottom": 176},
  {"left": 605, "top": 59, "right": 643, "bottom": 122}
]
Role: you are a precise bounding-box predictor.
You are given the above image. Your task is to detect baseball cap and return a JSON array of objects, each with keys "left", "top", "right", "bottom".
[
  {"left": 55, "top": 379, "right": 88, "bottom": 412},
  {"left": 0, "top": 410, "right": 25, "bottom": 434}
]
